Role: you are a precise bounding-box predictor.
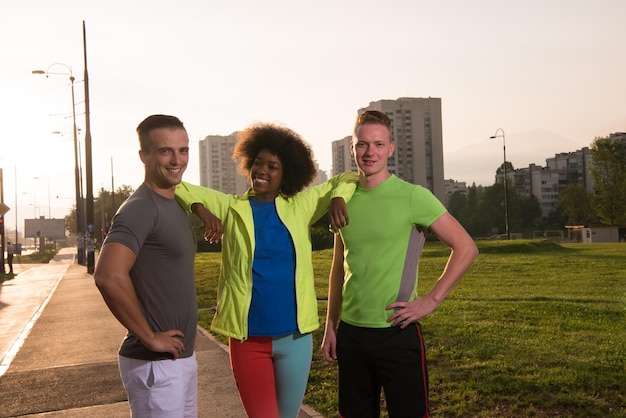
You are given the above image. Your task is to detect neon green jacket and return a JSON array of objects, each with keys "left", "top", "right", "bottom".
[{"left": 175, "top": 172, "right": 358, "bottom": 340}]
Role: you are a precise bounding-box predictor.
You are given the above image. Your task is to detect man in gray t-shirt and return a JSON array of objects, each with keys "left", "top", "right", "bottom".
[
  {"left": 105, "top": 183, "right": 197, "bottom": 360},
  {"left": 94, "top": 114, "right": 201, "bottom": 417}
]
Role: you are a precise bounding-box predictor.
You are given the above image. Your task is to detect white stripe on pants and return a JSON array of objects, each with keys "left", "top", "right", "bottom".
[{"left": 119, "top": 352, "right": 198, "bottom": 418}]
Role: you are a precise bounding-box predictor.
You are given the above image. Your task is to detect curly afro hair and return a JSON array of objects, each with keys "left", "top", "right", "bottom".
[{"left": 233, "top": 123, "right": 317, "bottom": 197}]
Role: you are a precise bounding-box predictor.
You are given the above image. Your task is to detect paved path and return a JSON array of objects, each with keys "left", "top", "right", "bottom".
[{"left": 0, "top": 248, "right": 322, "bottom": 417}]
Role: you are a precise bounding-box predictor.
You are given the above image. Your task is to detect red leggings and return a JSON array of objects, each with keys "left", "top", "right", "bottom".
[{"left": 229, "top": 332, "right": 312, "bottom": 418}]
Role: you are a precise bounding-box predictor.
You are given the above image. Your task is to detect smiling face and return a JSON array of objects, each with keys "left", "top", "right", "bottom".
[
  {"left": 250, "top": 149, "right": 283, "bottom": 201},
  {"left": 140, "top": 127, "right": 189, "bottom": 198},
  {"left": 352, "top": 122, "right": 395, "bottom": 188}
]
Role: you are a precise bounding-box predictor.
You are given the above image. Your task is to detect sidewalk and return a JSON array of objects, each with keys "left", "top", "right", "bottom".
[{"left": 0, "top": 248, "right": 322, "bottom": 418}]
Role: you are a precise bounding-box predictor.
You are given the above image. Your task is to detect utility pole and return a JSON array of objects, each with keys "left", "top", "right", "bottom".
[
  {"left": 1, "top": 168, "right": 6, "bottom": 275},
  {"left": 83, "top": 20, "right": 95, "bottom": 274}
]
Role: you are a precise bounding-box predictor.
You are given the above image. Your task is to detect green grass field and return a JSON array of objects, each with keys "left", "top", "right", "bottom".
[{"left": 195, "top": 240, "right": 626, "bottom": 417}]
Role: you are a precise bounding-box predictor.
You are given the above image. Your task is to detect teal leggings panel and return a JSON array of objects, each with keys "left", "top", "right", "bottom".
[{"left": 273, "top": 332, "right": 313, "bottom": 417}]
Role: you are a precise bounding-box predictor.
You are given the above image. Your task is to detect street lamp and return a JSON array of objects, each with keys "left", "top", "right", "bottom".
[
  {"left": 490, "top": 128, "right": 510, "bottom": 240},
  {"left": 32, "top": 63, "right": 85, "bottom": 262}
]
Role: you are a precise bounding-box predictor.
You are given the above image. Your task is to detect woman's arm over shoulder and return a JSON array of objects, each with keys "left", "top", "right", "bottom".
[
  {"left": 297, "top": 172, "right": 359, "bottom": 200},
  {"left": 328, "top": 171, "right": 359, "bottom": 202},
  {"left": 175, "top": 181, "right": 232, "bottom": 218},
  {"left": 293, "top": 172, "right": 358, "bottom": 222}
]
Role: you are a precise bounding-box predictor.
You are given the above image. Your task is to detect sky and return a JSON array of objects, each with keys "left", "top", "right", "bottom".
[{"left": 1, "top": 0, "right": 625, "bottom": 235}]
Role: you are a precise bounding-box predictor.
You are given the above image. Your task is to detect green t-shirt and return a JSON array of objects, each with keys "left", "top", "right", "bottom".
[{"left": 340, "top": 175, "right": 447, "bottom": 328}]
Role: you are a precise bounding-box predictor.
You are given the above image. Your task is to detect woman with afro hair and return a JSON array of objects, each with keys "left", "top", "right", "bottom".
[{"left": 175, "top": 122, "right": 358, "bottom": 418}]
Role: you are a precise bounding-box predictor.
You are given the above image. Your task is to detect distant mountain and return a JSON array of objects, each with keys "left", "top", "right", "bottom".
[{"left": 444, "top": 129, "right": 591, "bottom": 186}]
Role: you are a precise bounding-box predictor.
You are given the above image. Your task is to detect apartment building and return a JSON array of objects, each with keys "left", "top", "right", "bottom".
[
  {"left": 198, "top": 133, "right": 249, "bottom": 194},
  {"left": 497, "top": 148, "right": 592, "bottom": 218},
  {"left": 331, "top": 135, "right": 356, "bottom": 175},
  {"left": 332, "top": 97, "right": 445, "bottom": 202},
  {"left": 507, "top": 132, "right": 626, "bottom": 218}
]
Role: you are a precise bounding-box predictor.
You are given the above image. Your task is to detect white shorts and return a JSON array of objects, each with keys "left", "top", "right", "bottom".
[{"left": 119, "top": 353, "right": 198, "bottom": 418}]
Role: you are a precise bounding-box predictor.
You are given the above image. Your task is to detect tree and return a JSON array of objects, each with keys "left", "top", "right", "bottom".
[
  {"left": 556, "top": 183, "right": 596, "bottom": 226},
  {"left": 471, "top": 184, "right": 503, "bottom": 237},
  {"left": 64, "top": 185, "right": 134, "bottom": 239},
  {"left": 590, "top": 136, "right": 626, "bottom": 224},
  {"left": 496, "top": 160, "right": 515, "bottom": 177},
  {"left": 516, "top": 193, "right": 542, "bottom": 233},
  {"left": 447, "top": 190, "right": 467, "bottom": 221},
  {"left": 95, "top": 185, "right": 134, "bottom": 243},
  {"left": 457, "top": 183, "right": 482, "bottom": 237}
]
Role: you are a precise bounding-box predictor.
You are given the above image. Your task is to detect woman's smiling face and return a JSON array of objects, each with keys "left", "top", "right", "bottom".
[{"left": 250, "top": 149, "right": 283, "bottom": 201}]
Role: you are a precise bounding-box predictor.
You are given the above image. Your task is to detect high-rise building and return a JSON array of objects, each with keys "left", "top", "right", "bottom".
[
  {"left": 331, "top": 135, "right": 356, "bottom": 176},
  {"left": 332, "top": 97, "right": 445, "bottom": 202},
  {"left": 198, "top": 133, "right": 248, "bottom": 194}
]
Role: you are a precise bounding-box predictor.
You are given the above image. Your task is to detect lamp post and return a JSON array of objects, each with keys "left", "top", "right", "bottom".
[
  {"left": 32, "top": 63, "right": 85, "bottom": 263},
  {"left": 490, "top": 128, "right": 510, "bottom": 240}
]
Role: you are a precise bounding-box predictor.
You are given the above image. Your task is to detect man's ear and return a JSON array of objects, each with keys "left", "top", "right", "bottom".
[{"left": 139, "top": 149, "right": 147, "bottom": 164}]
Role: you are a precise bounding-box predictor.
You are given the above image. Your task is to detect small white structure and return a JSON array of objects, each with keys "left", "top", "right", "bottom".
[{"left": 581, "top": 225, "right": 626, "bottom": 243}]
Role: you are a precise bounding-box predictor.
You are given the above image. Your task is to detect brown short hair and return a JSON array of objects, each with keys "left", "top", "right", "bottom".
[
  {"left": 353, "top": 110, "right": 392, "bottom": 140},
  {"left": 136, "top": 114, "right": 186, "bottom": 153}
]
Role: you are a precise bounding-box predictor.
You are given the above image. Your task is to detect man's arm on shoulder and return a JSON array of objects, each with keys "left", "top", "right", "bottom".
[{"left": 94, "top": 242, "right": 186, "bottom": 358}]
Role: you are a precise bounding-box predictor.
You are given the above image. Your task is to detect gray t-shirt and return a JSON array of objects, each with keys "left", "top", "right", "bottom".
[{"left": 104, "top": 183, "right": 198, "bottom": 360}]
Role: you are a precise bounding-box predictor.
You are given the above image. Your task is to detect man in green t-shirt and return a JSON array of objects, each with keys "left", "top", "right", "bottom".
[{"left": 322, "top": 109, "right": 479, "bottom": 417}]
